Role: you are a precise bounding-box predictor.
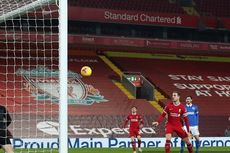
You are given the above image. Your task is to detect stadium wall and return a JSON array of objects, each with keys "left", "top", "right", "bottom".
[
  {"left": 69, "top": 35, "right": 230, "bottom": 56},
  {"left": 68, "top": 7, "right": 217, "bottom": 29}
]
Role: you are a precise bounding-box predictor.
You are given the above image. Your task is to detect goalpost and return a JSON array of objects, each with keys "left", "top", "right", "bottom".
[
  {"left": 59, "top": 0, "right": 68, "bottom": 153},
  {"left": 0, "top": 0, "right": 68, "bottom": 153}
]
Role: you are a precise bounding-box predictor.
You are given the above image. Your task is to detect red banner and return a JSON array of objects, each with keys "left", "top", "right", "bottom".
[
  {"left": 70, "top": 35, "right": 145, "bottom": 47},
  {"left": 202, "top": 17, "right": 217, "bottom": 28},
  {"left": 146, "top": 40, "right": 210, "bottom": 50},
  {"left": 69, "top": 7, "right": 200, "bottom": 28},
  {"left": 222, "top": 18, "right": 230, "bottom": 30},
  {"left": 209, "top": 44, "right": 230, "bottom": 51},
  {"left": 69, "top": 35, "right": 230, "bottom": 52}
]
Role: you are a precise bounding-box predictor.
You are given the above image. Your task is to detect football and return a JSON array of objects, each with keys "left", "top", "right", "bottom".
[{"left": 81, "top": 66, "right": 92, "bottom": 77}]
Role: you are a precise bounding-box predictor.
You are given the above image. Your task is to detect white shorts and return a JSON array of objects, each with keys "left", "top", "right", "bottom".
[{"left": 183, "top": 126, "right": 200, "bottom": 136}]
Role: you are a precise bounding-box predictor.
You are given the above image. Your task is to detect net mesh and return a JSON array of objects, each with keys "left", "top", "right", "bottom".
[{"left": 0, "top": 0, "right": 59, "bottom": 152}]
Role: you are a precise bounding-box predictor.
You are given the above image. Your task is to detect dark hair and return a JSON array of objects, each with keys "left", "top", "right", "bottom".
[
  {"left": 172, "top": 91, "right": 180, "bottom": 96},
  {"left": 186, "top": 96, "right": 192, "bottom": 99},
  {"left": 132, "top": 106, "right": 137, "bottom": 109}
]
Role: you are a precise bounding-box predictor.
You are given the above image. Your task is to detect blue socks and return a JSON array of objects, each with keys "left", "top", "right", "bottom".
[
  {"left": 195, "top": 140, "right": 200, "bottom": 153},
  {"left": 180, "top": 140, "right": 185, "bottom": 153}
]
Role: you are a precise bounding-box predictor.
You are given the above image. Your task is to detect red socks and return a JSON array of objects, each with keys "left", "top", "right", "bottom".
[
  {"left": 164, "top": 140, "right": 193, "bottom": 153},
  {"left": 131, "top": 141, "right": 136, "bottom": 151},
  {"left": 138, "top": 139, "right": 141, "bottom": 148},
  {"left": 187, "top": 142, "right": 193, "bottom": 153},
  {"left": 165, "top": 140, "right": 171, "bottom": 153}
]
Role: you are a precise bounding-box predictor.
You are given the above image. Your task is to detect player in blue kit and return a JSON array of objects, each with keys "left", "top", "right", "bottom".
[{"left": 180, "top": 96, "right": 200, "bottom": 153}]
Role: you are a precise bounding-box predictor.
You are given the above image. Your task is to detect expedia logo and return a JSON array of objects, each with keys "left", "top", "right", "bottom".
[{"left": 16, "top": 66, "right": 108, "bottom": 105}]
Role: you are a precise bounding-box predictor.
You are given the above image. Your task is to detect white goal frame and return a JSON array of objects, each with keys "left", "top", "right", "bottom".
[
  {"left": 59, "top": 0, "right": 68, "bottom": 152},
  {"left": 0, "top": 0, "right": 68, "bottom": 152}
]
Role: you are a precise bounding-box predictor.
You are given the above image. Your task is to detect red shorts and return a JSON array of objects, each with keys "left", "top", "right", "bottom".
[
  {"left": 129, "top": 129, "right": 140, "bottom": 137},
  {"left": 165, "top": 124, "right": 188, "bottom": 139}
]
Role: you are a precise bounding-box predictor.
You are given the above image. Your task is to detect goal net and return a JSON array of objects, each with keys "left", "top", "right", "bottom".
[{"left": 0, "top": 0, "right": 66, "bottom": 152}]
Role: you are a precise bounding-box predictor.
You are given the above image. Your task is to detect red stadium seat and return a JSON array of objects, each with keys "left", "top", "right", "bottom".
[
  {"left": 70, "top": 0, "right": 185, "bottom": 14},
  {"left": 194, "top": 0, "right": 230, "bottom": 17},
  {"left": 110, "top": 56, "right": 230, "bottom": 136}
]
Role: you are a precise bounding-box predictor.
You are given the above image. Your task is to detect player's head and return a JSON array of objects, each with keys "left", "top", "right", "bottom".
[
  {"left": 131, "top": 106, "right": 137, "bottom": 114},
  {"left": 186, "top": 96, "right": 192, "bottom": 105},
  {"left": 172, "top": 91, "right": 180, "bottom": 103}
]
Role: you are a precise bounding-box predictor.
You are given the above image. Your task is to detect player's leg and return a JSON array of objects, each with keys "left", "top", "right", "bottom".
[
  {"left": 180, "top": 139, "right": 185, "bottom": 153},
  {"left": 176, "top": 127, "right": 193, "bottom": 153},
  {"left": 165, "top": 133, "right": 172, "bottom": 153},
  {"left": 180, "top": 126, "right": 186, "bottom": 153},
  {"left": 183, "top": 137, "right": 193, "bottom": 153},
  {"left": 137, "top": 135, "right": 142, "bottom": 152},
  {"left": 165, "top": 125, "right": 173, "bottom": 153},
  {"left": 2, "top": 144, "right": 14, "bottom": 153},
  {"left": 0, "top": 132, "right": 14, "bottom": 153},
  {"left": 191, "top": 126, "right": 200, "bottom": 153},
  {"left": 130, "top": 134, "right": 136, "bottom": 153},
  {"left": 194, "top": 135, "right": 200, "bottom": 153},
  {"left": 129, "top": 129, "right": 137, "bottom": 153}
]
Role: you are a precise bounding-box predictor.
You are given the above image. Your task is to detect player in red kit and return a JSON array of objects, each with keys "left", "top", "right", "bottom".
[
  {"left": 152, "top": 91, "right": 193, "bottom": 153},
  {"left": 124, "top": 106, "right": 144, "bottom": 153}
]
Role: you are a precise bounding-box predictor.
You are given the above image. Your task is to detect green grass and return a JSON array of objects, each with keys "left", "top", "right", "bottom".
[
  {"left": 4, "top": 147, "right": 230, "bottom": 153},
  {"left": 68, "top": 147, "right": 230, "bottom": 153}
]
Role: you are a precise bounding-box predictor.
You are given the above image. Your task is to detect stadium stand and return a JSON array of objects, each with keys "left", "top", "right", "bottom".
[
  {"left": 66, "top": 0, "right": 230, "bottom": 138},
  {"left": 1, "top": 0, "right": 229, "bottom": 139},
  {"left": 0, "top": 54, "right": 162, "bottom": 137},
  {"left": 109, "top": 56, "right": 230, "bottom": 136},
  {"left": 68, "top": 0, "right": 230, "bottom": 43},
  {"left": 68, "top": 57, "right": 159, "bottom": 113},
  {"left": 0, "top": 58, "right": 58, "bottom": 113},
  {"left": 71, "top": 0, "right": 185, "bottom": 14},
  {"left": 68, "top": 0, "right": 230, "bottom": 137},
  {"left": 72, "top": 0, "right": 230, "bottom": 18},
  {"left": 63, "top": 55, "right": 163, "bottom": 137},
  {"left": 194, "top": 0, "right": 230, "bottom": 17}
]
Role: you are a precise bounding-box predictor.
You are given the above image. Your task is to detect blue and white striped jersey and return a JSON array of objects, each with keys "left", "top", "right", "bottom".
[{"left": 186, "top": 104, "right": 199, "bottom": 126}]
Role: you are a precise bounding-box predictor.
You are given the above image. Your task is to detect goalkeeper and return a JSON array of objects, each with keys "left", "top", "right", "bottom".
[{"left": 0, "top": 105, "right": 14, "bottom": 153}]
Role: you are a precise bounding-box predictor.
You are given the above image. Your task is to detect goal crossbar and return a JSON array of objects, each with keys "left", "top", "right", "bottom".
[{"left": 0, "top": 0, "right": 56, "bottom": 23}]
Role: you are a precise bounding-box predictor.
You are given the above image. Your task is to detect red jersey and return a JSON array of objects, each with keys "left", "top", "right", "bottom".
[
  {"left": 124, "top": 114, "right": 143, "bottom": 130},
  {"left": 157, "top": 101, "right": 190, "bottom": 132}
]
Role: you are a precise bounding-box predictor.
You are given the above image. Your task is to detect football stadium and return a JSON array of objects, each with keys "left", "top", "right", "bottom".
[{"left": 0, "top": 0, "right": 230, "bottom": 153}]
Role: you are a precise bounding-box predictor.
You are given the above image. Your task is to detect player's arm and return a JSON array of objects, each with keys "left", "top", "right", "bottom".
[
  {"left": 152, "top": 106, "right": 168, "bottom": 126},
  {"left": 183, "top": 115, "right": 190, "bottom": 133},
  {"left": 123, "top": 115, "right": 129, "bottom": 128},
  {"left": 139, "top": 115, "right": 144, "bottom": 128},
  {"left": 195, "top": 105, "right": 199, "bottom": 125},
  {"left": 6, "top": 110, "right": 12, "bottom": 126},
  {"left": 4, "top": 107, "right": 12, "bottom": 127},
  {"left": 182, "top": 108, "right": 190, "bottom": 132}
]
